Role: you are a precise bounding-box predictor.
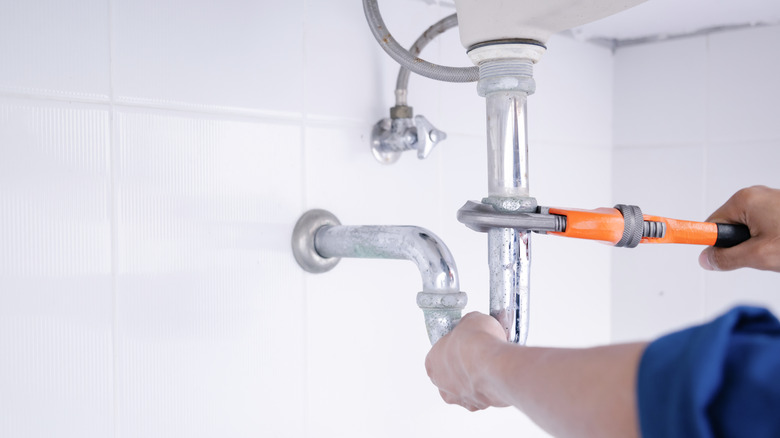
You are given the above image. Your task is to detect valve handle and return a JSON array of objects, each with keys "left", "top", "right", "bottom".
[{"left": 413, "top": 115, "right": 447, "bottom": 159}]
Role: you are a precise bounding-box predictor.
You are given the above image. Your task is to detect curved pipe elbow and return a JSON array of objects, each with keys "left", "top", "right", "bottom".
[
  {"left": 315, "top": 225, "right": 459, "bottom": 292},
  {"left": 313, "top": 225, "right": 467, "bottom": 344}
]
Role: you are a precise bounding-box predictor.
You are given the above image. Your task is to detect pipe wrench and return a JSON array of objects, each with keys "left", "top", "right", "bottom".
[{"left": 457, "top": 201, "right": 751, "bottom": 248}]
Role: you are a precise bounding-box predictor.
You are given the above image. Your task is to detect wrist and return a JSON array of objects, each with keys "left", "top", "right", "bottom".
[{"left": 468, "top": 337, "right": 515, "bottom": 407}]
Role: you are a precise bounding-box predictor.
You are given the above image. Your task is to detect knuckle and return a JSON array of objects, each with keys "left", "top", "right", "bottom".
[
  {"left": 735, "top": 186, "right": 766, "bottom": 207},
  {"left": 732, "top": 187, "right": 753, "bottom": 206},
  {"left": 461, "top": 312, "right": 479, "bottom": 324},
  {"left": 472, "top": 398, "right": 490, "bottom": 411},
  {"left": 424, "top": 356, "right": 433, "bottom": 377},
  {"left": 769, "top": 240, "right": 780, "bottom": 271},
  {"left": 755, "top": 242, "right": 771, "bottom": 259},
  {"left": 440, "top": 390, "right": 456, "bottom": 405},
  {"left": 755, "top": 240, "right": 780, "bottom": 270},
  {"left": 424, "top": 350, "right": 440, "bottom": 379}
]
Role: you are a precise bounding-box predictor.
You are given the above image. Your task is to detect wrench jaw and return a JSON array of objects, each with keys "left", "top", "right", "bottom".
[{"left": 456, "top": 200, "right": 565, "bottom": 234}]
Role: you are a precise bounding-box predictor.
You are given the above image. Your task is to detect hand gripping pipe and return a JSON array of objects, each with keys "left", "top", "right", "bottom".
[{"left": 291, "top": 209, "right": 467, "bottom": 345}]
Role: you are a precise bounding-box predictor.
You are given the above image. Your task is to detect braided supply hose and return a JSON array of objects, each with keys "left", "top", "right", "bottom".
[
  {"left": 395, "top": 13, "right": 460, "bottom": 105},
  {"left": 363, "top": 0, "right": 478, "bottom": 84}
]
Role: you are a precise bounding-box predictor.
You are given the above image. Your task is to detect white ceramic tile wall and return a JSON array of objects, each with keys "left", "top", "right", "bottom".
[
  {"left": 0, "top": 100, "right": 113, "bottom": 437},
  {"left": 531, "top": 35, "right": 614, "bottom": 148},
  {"left": 113, "top": 111, "right": 305, "bottom": 437},
  {"left": 0, "top": 0, "right": 616, "bottom": 437},
  {"left": 112, "top": 0, "right": 305, "bottom": 114},
  {"left": 612, "top": 25, "right": 780, "bottom": 342},
  {"left": 613, "top": 37, "right": 707, "bottom": 148},
  {"left": 708, "top": 26, "right": 780, "bottom": 143},
  {"left": 0, "top": 0, "right": 110, "bottom": 100}
]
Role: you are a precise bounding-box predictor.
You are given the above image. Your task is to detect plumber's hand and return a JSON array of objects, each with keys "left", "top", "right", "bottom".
[
  {"left": 424, "top": 312, "right": 509, "bottom": 411},
  {"left": 700, "top": 185, "right": 780, "bottom": 272}
]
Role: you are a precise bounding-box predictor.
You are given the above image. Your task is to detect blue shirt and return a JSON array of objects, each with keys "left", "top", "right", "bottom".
[{"left": 638, "top": 306, "right": 780, "bottom": 438}]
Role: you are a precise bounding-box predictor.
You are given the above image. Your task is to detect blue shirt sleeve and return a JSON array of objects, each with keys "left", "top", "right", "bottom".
[{"left": 637, "top": 306, "right": 780, "bottom": 438}]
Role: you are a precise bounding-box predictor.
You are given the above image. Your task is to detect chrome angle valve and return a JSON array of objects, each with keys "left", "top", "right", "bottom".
[{"left": 370, "top": 105, "right": 447, "bottom": 164}]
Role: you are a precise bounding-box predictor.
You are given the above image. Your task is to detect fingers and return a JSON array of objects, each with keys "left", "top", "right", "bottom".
[
  {"left": 698, "top": 248, "right": 717, "bottom": 270},
  {"left": 458, "top": 311, "right": 491, "bottom": 327},
  {"left": 458, "top": 311, "right": 506, "bottom": 340},
  {"left": 438, "top": 390, "right": 488, "bottom": 411},
  {"left": 439, "top": 389, "right": 456, "bottom": 405},
  {"left": 705, "top": 185, "right": 766, "bottom": 224},
  {"left": 700, "top": 244, "right": 750, "bottom": 271},
  {"left": 701, "top": 186, "right": 780, "bottom": 272},
  {"left": 703, "top": 243, "right": 780, "bottom": 272},
  {"left": 426, "top": 311, "right": 506, "bottom": 412},
  {"left": 424, "top": 341, "right": 439, "bottom": 378},
  {"left": 701, "top": 235, "right": 780, "bottom": 272}
]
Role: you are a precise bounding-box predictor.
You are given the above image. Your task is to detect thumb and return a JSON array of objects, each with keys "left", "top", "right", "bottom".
[
  {"left": 699, "top": 241, "right": 757, "bottom": 271},
  {"left": 699, "top": 248, "right": 722, "bottom": 271}
]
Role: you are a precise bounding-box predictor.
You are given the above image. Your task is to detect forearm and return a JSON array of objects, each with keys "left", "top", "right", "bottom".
[
  {"left": 426, "top": 313, "right": 648, "bottom": 437},
  {"left": 480, "top": 341, "right": 648, "bottom": 438}
]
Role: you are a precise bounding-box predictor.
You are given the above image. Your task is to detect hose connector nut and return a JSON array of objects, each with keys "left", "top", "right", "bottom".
[{"left": 390, "top": 105, "right": 413, "bottom": 119}]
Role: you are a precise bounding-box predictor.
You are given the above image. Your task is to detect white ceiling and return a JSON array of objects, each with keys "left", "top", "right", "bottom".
[{"left": 571, "top": 0, "right": 780, "bottom": 43}]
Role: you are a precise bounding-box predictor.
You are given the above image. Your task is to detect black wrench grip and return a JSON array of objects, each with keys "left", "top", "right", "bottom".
[{"left": 714, "top": 223, "right": 751, "bottom": 248}]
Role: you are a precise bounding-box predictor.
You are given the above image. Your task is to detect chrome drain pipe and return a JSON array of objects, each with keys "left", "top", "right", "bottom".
[
  {"left": 291, "top": 209, "right": 467, "bottom": 345},
  {"left": 468, "top": 42, "right": 546, "bottom": 344}
]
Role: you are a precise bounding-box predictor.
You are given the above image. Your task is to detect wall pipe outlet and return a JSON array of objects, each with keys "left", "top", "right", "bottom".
[{"left": 291, "top": 209, "right": 467, "bottom": 345}]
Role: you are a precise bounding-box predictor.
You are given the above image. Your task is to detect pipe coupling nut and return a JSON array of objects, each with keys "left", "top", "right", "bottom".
[
  {"left": 482, "top": 196, "right": 538, "bottom": 213},
  {"left": 416, "top": 291, "right": 468, "bottom": 310},
  {"left": 418, "top": 292, "right": 468, "bottom": 344},
  {"left": 477, "top": 59, "right": 536, "bottom": 96}
]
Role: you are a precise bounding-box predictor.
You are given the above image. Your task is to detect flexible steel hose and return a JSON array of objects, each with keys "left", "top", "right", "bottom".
[
  {"left": 363, "top": 0, "right": 478, "bottom": 84},
  {"left": 395, "top": 13, "right": 460, "bottom": 105}
]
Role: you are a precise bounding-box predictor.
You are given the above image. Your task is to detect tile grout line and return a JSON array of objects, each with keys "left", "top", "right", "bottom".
[
  {"left": 107, "top": 0, "right": 120, "bottom": 436},
  {"left": 607, "top": 50, "right": 616, "bottom": 342},
  {"left": 435, "top": 5, "right": 445, "bottom": 233},
  {"left": 701, "top": 34, "right": 711, "bottom": 321},
  {"left": 300, "top": 1, "right": 310, "bottom": 436},
  {"left": 0, "top": 88, "right": 375, "bottom": 123},
  {"left": 0, "top": 88, "right": 298, "bottom": 120},
  {"left": 608, "top": 48, "right": 617, "bottom": 343},
  {"left": 0, "top": 88, "right": 387, "bottom": 132}
]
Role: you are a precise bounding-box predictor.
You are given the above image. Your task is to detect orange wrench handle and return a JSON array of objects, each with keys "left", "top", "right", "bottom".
[
  {"left": 641, "top": 215, "right": 718, "bottom": 246},
  {"left": 547, "top": 208, "right": 743, "bottom": 247},
  {"left": 548, "top": 207, "right": 625, "bottom": 244}
]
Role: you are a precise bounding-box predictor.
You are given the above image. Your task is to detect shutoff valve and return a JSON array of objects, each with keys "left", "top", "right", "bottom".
[{"left": 370, "top": 106, "right": 447, "bottom": 164}]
